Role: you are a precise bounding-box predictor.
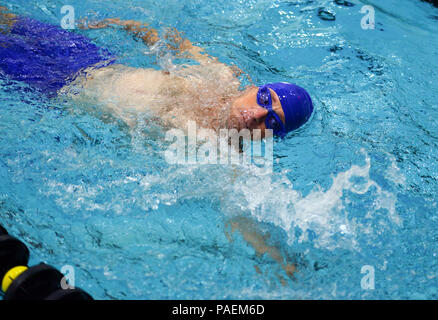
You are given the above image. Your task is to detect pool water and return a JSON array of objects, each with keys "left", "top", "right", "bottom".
[{"left": 1, "top": 0, "right": 438, "bottom": 299}]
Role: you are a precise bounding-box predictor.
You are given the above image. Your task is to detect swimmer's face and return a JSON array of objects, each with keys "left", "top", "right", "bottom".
[{"left": 227, "top": 86, "right": 285, "bottom": 139}]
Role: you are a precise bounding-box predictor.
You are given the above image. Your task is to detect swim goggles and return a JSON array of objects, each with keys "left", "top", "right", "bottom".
[{"left": 257, "top": 85, "right": 287, "bottom": 137}]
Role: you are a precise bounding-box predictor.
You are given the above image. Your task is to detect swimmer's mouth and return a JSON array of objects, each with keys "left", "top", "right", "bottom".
[
  {"left": 227, "top": 109, "right": 256, "bottom": 132},
  {"left": 239, "top": 111, "right": 258, "bottom": 131},
  {"left": 231, "top": 114, "right": 249, "bottom": 131}
]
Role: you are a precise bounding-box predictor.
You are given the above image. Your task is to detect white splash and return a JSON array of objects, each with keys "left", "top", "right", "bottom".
[
  {"left": 232, "top": 149, "right": 401, "bottom": 250},
  {"left": 40, "top": 141, "right": 400, "bottom": 252}
]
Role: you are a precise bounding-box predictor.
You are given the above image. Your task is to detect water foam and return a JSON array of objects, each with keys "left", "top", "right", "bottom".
[
  {"left": 40, "top": 122, "right": 400, "bottom": 251},
  {"left": 230, "top": 149, "right": 400, "bottom": 251}
]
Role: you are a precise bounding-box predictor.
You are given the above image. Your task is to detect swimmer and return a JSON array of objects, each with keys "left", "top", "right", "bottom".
[
  {"left": 0, "top": 6, "right": 309, "bottom": 281},
  {"left": 0, "top": 7, "right": 313, "bottom": 139}
]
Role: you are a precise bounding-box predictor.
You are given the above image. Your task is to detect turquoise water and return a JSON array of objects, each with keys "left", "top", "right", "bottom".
[{"left": 1, "top": 0, "right": 438, "bottom": 299}]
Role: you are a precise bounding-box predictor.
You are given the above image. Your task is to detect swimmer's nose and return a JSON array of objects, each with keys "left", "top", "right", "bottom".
[
  {"left": 252, "top": 107, "right": 269, "bottom": 124},
  {"left": 240, "top": 107, "right": 268, "bottom": 129}
]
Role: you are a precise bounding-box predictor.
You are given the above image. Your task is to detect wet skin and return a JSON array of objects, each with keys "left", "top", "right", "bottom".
[
  {"left": 0, "top": 9, "right": 297, "bottom": 280},
  {"left": 227, "top": 86, "right": 286, "bottom": 138}
]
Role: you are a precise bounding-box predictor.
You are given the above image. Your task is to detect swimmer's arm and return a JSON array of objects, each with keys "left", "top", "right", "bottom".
[
  {"left": 79, "top": 18, "right": 210, "bottom": 60},
  {"left": 225, "top": 216, "right": 296, "bottom": 282},
  {"left": 78, "top": 18, "right": 160, "bottom": 47},
  {"left": 0, "top": 6, "right": 16, "bottom": 30},
  {"left": 161, "top": 27, "right": 249, "bottom": 80},
  {"left": 79, "top": 18, "right": 245, "bottom": 75}
]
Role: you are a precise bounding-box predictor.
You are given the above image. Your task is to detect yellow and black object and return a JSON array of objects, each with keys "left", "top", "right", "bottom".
[
  {"left": 0, "top": 227, "right": 30, "bottom": 288},
  {"left": 0, "top": 224, "right": 93, "bottom": 300}
]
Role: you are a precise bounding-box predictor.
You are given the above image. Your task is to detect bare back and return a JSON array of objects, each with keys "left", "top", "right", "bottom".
[{"left": 62, "top": 61, "right": 241, "bottom": 131}]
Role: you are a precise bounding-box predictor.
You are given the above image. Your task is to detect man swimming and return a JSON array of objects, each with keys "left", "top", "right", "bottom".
[
  {"left": 0, "top": 6, "right": 311, "bottom": 280},
  {"left": 0, "top": 7, "right": 313, "bottom": 139}
]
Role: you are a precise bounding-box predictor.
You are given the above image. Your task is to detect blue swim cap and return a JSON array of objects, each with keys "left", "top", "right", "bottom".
[{"left": 265, "top": 82, "right": 314, "bottom": 133}]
